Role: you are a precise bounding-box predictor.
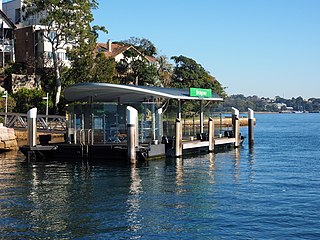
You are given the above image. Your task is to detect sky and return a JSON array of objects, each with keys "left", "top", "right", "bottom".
[{"left": 92, "top": 0, "right": 320, "bottom": 99}]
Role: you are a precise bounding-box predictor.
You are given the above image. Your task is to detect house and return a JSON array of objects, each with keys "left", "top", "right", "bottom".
[
  {"left": 0, "top": 1, "right": 15, "bottom": 68},
  {"left": 2, "top": 0, "right": 71, "bottom": 71},
  {"left": 96, "top": 40, "right": 157, "bottom": 64}
]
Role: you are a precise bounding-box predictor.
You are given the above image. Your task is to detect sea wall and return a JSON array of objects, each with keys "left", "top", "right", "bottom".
[{"left": 0, "top": 123, "right": 18, "bottom": 151}]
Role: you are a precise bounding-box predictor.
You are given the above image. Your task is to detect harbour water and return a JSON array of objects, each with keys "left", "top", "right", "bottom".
[{"left": 1, "top": 113, "right": 320, "bottom": 239}]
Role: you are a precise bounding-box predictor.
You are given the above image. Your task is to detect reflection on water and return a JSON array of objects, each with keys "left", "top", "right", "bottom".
[
  {"left": 0, "top": 147, "right": 272, "bottom": 239},
  {"left": 127, "top": 166, "right": 143, "bottom": 236}
]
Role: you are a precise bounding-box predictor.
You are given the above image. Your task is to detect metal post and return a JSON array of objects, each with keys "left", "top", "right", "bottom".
[
  {"left": 193, "top": 114, "right": 195, "bottom": 136},
  {"left": 219, "top": 112, "right": 222, "bottom": 137},
  {"left": 208, "top": 117, "right": 215, "bottom": 152},
  {"left": 42, "top": 92, "right": 48, "bottom": 124},
  {"left": 27, "top": 108, "right": 37, "bottom": 147},
  {"left": 151, "top": 97, "right": 156, "bottom": 142},
  {"left": 183, "top": 112, "right": 186, "bottom": 136},
  {"left": 175, "top": 118, "right": 182, "bottom": 157},
  {"left": 200, "top": 100, "right": 204, "bottom": 133},
  {"left": 157, "top": 107, "right": 163, "bottom": 141},
  {"left": 248, "top": 108, "right": 255, "bottom": 147},
  {"left": 73, "top": 114, "right": 77, "bottom": 144},
  {"left": 127, "top": 106, "right": 138, "bottom": 163},
  {"left": 2, "top": 91, "right": 7, "bottom": 126},
  {"left": 232, "top": 107, "right": 240, "bottom": 147},
  {"left": 103, "top": 114, "right": 106, "bottom": 144},
  {"left": 166, "top": 109, "right": 169, "bottom": 136},
  {"left": 177, "top": 99, "right": 181, "bottom": 120}
]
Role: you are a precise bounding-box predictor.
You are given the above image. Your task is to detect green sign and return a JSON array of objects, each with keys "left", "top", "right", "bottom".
[{"left": 189, "top": 88, "right": 212, "bottom": 98}]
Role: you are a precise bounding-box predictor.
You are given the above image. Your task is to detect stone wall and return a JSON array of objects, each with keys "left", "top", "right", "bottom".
[
  {"left": 0, "top": 123, "right": 18, "bottom": 151},
  {"left": 6, "top": 74, "right": 41, "bottom": 93}
]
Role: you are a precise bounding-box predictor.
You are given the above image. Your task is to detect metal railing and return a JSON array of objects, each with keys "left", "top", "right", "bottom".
[{"left": 0, "top": 112, "right": 66, "bottom": 133}]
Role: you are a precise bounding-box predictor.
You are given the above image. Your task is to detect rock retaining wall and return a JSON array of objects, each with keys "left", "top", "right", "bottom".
[{"left": 0, "top": 123, "right": 18, "bottom": 151}]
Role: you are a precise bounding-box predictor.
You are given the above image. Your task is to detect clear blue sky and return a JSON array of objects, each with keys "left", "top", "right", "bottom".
[{"left": 93, "top": 0, "right": 320, "bottom": 99}]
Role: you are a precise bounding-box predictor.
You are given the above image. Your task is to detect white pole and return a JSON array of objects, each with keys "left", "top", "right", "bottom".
[
  {"left": 27, "top": 108, "right": 37, "bottom": 147},
  {"left": 208, "top": 117, "right": 215, "bottom": 152},
  {"left": 42, "top": 92, "right": 49, "bottom": 124},
  {"left": 200, "top": 100, "right": 204, "bottom": 133},
  {"left": 127, "top": 106, "right": 138, "bottom": 163},
  {"left": 175, "top": 118, "right": 182, "bottom": 157},
  {"left": 232, "top": 107, "right": 240, "bottom": 147}
]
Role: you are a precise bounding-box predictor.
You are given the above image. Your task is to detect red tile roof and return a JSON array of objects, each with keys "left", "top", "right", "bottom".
[{"left": 96, "top": 42, "right": 156, "bottom": 63}]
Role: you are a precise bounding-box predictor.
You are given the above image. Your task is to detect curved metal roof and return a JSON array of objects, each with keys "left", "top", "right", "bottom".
[{"left": 64, "top": 82, "right": 223, "bottom": 103}]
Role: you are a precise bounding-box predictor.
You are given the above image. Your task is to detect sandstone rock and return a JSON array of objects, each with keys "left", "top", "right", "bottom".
[{"left": 0, "top": 126, "right": 18, "bottom": 151}]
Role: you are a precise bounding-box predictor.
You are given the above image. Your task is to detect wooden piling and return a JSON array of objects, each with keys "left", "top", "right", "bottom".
[
  {"left": 248, "top": 108, "right": 255, "bottom": 147},
  {"left": 27, "top": 108, "right": 37, "bottom": 147},
  {"left": 175, "top": 118, "right": 182, "bottom": 157},
  {"left": 232, "top": 107, "right": 240, "bottom": 148},
  {"left": 127, "top": 106, "right": 138, "bottom": 163},
  {"left": 208, "top": 117, "right": 215, "bottom": 152}
]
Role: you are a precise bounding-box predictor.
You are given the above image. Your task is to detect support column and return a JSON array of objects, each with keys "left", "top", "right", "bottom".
[
  {"left": 248, "top": 108, "right": 255, "bottom": 147},
  {"left": 157, "top": 108, "right": 163, "bottom": 141},
  {"left": 200, "top": 100, "right": 204, "bottom": 133},
  {"left": 175, "top": 118, "right": 182, "bottom": 157},
  {"left": 151, "top": 97, "right": 156, "bottom": 142},
  {"left": 127, "top": 106, "right": 138, "bottom": 163},
  {"left": 208, "top": 117, "right": 215, "bottom": 152},
  {"left": 177, "top": 99, "right": 181, "bottom": 120},
  {"left": 27, "top": 108, "right": 37, "bottom": 147},
  {"left": 73, "top": 114, "right": 77, "bottom": 144},
  {"left": 232, "top": 107, "right": 240, "bottom": 148}
]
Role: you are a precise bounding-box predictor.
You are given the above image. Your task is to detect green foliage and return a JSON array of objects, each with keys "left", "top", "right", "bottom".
[
  {"left": 92, "top": 53, "right": 117, "bottom": 83},
  {"left": 23, "top": 0, "right": 103, "bottom": 109},
  {"left": 171, "top": 55, "right": 226, "bottom": 96},
  {"left": 4, "top": 62, "right": 27, "bottom": 75},
  {"left": 0, "top": 92, "right": 16, "bottom": 112},
  {"left": 157, "top": 55, "right": 173, "bottom": 87},
  {"left": 12, "top": 88, "right": 53, "bottom": 114},
  {"left": 66, "top": 50, "right": 117, "bottom": 85},
  {"left": 117, "top": 59, "right": 159, "bottom": 86},
  {"left": 120, "top": 37, "right": 157, "bottom": 57}
]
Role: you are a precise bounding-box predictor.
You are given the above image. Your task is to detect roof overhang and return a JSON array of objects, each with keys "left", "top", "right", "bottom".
[{"left": 64, "top": 82, "right": 224, "bottom": 103}]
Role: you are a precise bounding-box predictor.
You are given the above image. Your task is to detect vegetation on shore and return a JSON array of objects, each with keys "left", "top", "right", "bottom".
[{"left": 215, "top": 95, "right": 320, "bottom": 113}]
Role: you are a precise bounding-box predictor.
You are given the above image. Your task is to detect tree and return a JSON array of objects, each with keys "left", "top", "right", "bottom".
[
  {"left": 117, "top": 58, "right": 159, "bottom": 86},
  {"left": 91, "top": 53, "right": 117, "bottom": 83},
  {"left": 12, "top": 88, "right": 51, "bottom": 113},
  {"left": 171, "top": 55, "right": 226, "bottom": 97},
  {"left": 23, "top": 0, "right": 101, "bottom": 112},
  {"left": 120, "top": 37, "right": 157, "bottom": 57},
  {"left": 114, "top": 47, "right": 159, "bottom": 86},
  {"left": 157, "top": 55, "right": 173, "bottom": 87}
]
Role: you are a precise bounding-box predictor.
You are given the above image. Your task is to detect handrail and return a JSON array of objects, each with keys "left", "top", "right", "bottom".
[
  {"left": 87, "top": 129, "right": 94, "bottom": 145},
  {"left": 79, "top": 129, "right": 85, "bottom": 145},
  {"left": 0, "top": 112, "right": 66, "bottom": 132},
  {"left": 77, "top": 129, "right": 94, "bottom": 145}
]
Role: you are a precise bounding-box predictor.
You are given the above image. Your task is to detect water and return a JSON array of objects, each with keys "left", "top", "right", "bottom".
[{"left": 1, "top": 113, "right": 320, "bottom": 239}]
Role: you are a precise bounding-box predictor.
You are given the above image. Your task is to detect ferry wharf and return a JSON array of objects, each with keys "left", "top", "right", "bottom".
[{"left": 19, "top": 83, "right": 255, "bottom": 163}]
